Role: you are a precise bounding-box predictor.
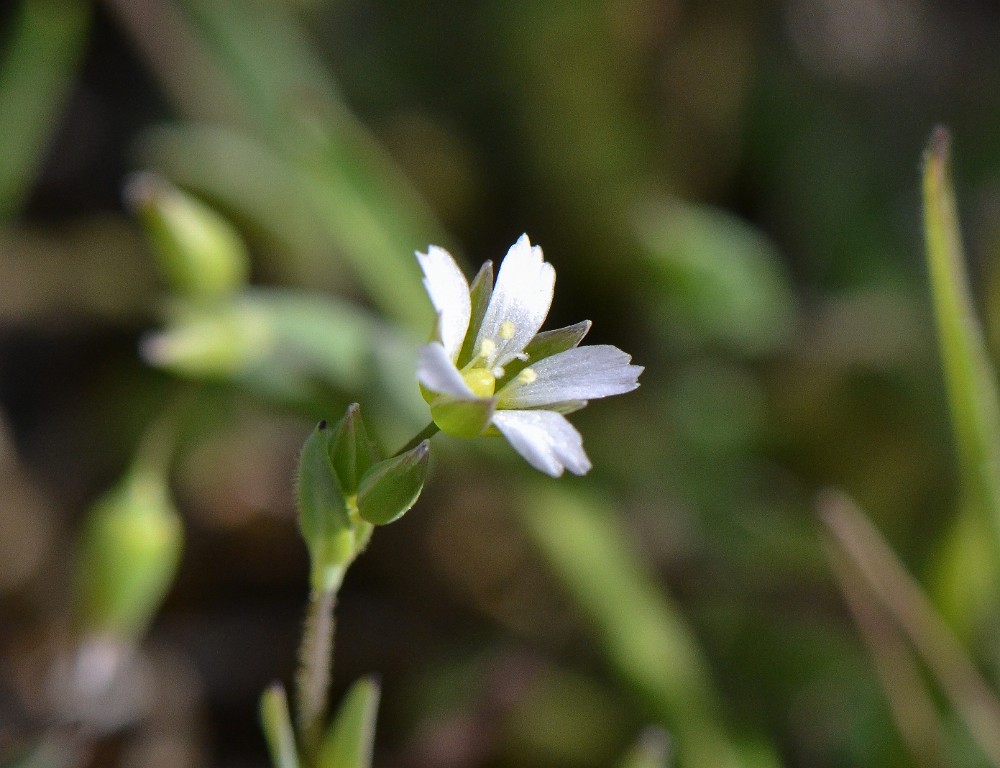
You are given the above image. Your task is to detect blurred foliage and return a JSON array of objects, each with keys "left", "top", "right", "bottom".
[{"left": 4, "top": 1, "right": 1000, "bottom": 768}]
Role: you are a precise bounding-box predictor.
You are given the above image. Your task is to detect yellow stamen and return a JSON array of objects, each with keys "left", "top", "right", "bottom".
[
  {"left": 499, "top": 321, "right": 516, "bottom": 340},
  {"left": 479, "top": 338, "right": 497, "bottom": 358}
]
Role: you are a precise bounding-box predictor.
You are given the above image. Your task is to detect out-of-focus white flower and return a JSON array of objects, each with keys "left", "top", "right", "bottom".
[{"left": 416, "top": 234, "right": 642, "bottom": 477}]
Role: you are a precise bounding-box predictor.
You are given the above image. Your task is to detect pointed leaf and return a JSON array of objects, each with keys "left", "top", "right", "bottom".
[
  {"left": 0, "top": 0, "right": 90, "bottom": 221},
  {"left": 316, "top": 676, "right": 381, "bottom": 768},
  {"left": 260, "top": 683, "right": 300, "bottom": 768},
  {"left": 922, "top": 127, "right": 1000, "bottom": 555}
]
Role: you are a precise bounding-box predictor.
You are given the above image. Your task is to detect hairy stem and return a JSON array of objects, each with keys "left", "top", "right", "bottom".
[{"left": 296, "top": 586, "right": 337, "bottom": 761}]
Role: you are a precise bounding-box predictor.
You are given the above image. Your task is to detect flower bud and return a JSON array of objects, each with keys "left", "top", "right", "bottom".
[
  {"left": 126, "top": 172, "right": 249, "bottom": 299},
  {"left": 140, "top": 303, "right": 272, "bottom": 377},
  {"left": 356, "top": 441, "right": 430, "bottom": 525},
  {"left": 74, "top": 467, "right": 183, "bottom": 641},
  {"left": 297, "top": 422, "right": 354, "bottom": 591},
  {"left": 328, "top": 404, "right": 379, "bottom": 498}
]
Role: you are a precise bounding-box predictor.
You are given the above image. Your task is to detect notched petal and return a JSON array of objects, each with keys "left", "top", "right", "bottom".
[
  {"left": 491, "top": 410, "right": 592, "bottom": 477},
  {"left": 417, "top": 245, "right": 471, "bottom": 359},
  {"left": 476, "top": 235, "right": 555, "bottom": 367}
]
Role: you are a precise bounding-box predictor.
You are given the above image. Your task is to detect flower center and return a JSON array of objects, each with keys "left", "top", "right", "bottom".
[{"left": 461, "top": 366, "right": 496, "bottom": 398}]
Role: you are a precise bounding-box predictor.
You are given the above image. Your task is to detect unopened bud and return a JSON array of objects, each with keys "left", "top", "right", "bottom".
[
  {"left": 356, "top": 441, "right": 430, "bottom": 525},
  {"left": 328, "top": 404, "right": 379, "bottom": 498},
  {"left": 140, "top": 303, "right": 272, "bottom": 377},
  {"left": 126, "top": 173, "right": 249, "bottom": 299},
  {"left": 74, "top": 468, "right": 183, "bottom": 641},
  {"left": 297, "top": 422, "right": 354, "bottom": 591}
]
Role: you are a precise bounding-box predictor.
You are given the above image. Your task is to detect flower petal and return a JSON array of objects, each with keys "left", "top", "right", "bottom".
[
  {"left": 417, "top": 245, "right": 471, "bottom": 359},
  {"left": 491, "top": 409, "right": 591, "bottom": 477},
  {"left": 417, "top": 342, "right": 476, "bottom": 399},
  {"left": 498, "top": 345, "right": 642, "bottom": 408},
  {"left": 476, "top": 234, "right": 555, "bottom": 368}
]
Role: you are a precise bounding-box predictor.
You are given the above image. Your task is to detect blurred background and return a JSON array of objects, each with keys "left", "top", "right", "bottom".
[{"left": 3, "top": 1, "right": 1000, "bottom": 767}]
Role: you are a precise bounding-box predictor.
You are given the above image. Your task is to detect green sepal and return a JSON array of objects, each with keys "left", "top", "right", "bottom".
[
  {"left": 297, "top": 422, "right": 355, "bottom": 586},
  {"left": 328, "top": 404, "right": 380, "bottom": 497},
  {"left": 74, "top": 466, "right": 183, "bottom": 641},
  {"left": 356, "top": 441, "right": 430, "bottom": 525},
  {"left": 500, "top": 320, "right": 592, "bottom": 383},
  {"left": 260, "top": 683, "right": 300, "bottom": 768},
  {"left": 316, "top": 676, "right": 381, "bottom": 768},
  {"left": 127, "top": 173, "right": 249, "bottom": 299},
  {"left": 457, "top": 260, "right": 494, "bottom": 367},
  {"left": 429, "top": 395, "right": 496, "bottom": 438}
]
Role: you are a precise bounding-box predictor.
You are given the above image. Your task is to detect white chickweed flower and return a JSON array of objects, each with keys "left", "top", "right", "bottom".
[{"left": 415, "top": 234, "right": 643, "bottom": 477}]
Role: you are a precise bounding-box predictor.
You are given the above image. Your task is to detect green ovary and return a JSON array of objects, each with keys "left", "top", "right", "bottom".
[{"left": 462, "top": 367, "right": 496, "bottom": 398}]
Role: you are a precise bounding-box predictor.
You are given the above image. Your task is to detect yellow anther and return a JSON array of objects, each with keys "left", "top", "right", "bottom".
[
  {"left": 500, "top": 321, "right": 516, "bottom": 340},
  {"left": 479, "top": 339, "right": 497, "bottom": 358},
  {"left": 518, "top": 367, "right": 538, "bottom": 384}
]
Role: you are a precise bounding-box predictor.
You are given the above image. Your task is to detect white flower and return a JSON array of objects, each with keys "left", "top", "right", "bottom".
[{"left": 415, "top": 234, "right": 643, "bottom": 477}]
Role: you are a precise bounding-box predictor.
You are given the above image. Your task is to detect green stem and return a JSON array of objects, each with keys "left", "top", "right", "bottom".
[
  {"left": 392, "top": 422, "right": 439, "bottom": 457},
  {"left": 296, "top": 586, "right": 337, "bottom": 762}
]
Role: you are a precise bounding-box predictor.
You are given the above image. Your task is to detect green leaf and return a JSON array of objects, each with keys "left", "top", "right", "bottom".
[
  {"left": 135, "top": 0, "right": 446, "bottom": 327},
  {"left": 356, "top": 441, "right": 430, "bottom": 525},
  {"left": 316, "top": 676, "right": 381, "bottom": 768},
  {"left": 297, "top": 423, "right": 353, "bottom": 591},
  {"left": 0, "top": 0, "right": 90, "bottom": 222},
  {"left": 922, "top": 126, "right": 1000, "bottom": 565},
  {"left": 260, "top": 683, "right": 301, "bottom": 768},
  {"left": 634, "top": 196, "right": 794, "bottom": 356}
]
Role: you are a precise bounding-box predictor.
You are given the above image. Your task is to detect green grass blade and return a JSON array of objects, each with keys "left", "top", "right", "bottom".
[
  {"left": 922, "top": 127, "right": 1000, "bottom": 555},
  {"left": 520, "top": 484, "right": 778, "bottom": 768},
  {"left": 170, "top": 0, "right": 444, "bottom": 326},
  {"left": 0, "top": 0, "right": 91, "bottom": 222}
]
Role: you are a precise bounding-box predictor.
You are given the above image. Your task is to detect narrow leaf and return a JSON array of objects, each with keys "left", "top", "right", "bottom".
[
  {"left": 922, "top": 127, "right": 1000, "bottom": 559},
  {"left": 260, "top": 683, "right": 300, "bottom": 768},
  {"left": 0, "top": 0, "right": 90, "bottom": 221},
  {"left": 316, "top": 676, "right": 381, "bottom": 768},
  {"left": 520, "top": 484, "right": 768, "bottom": 768}
]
